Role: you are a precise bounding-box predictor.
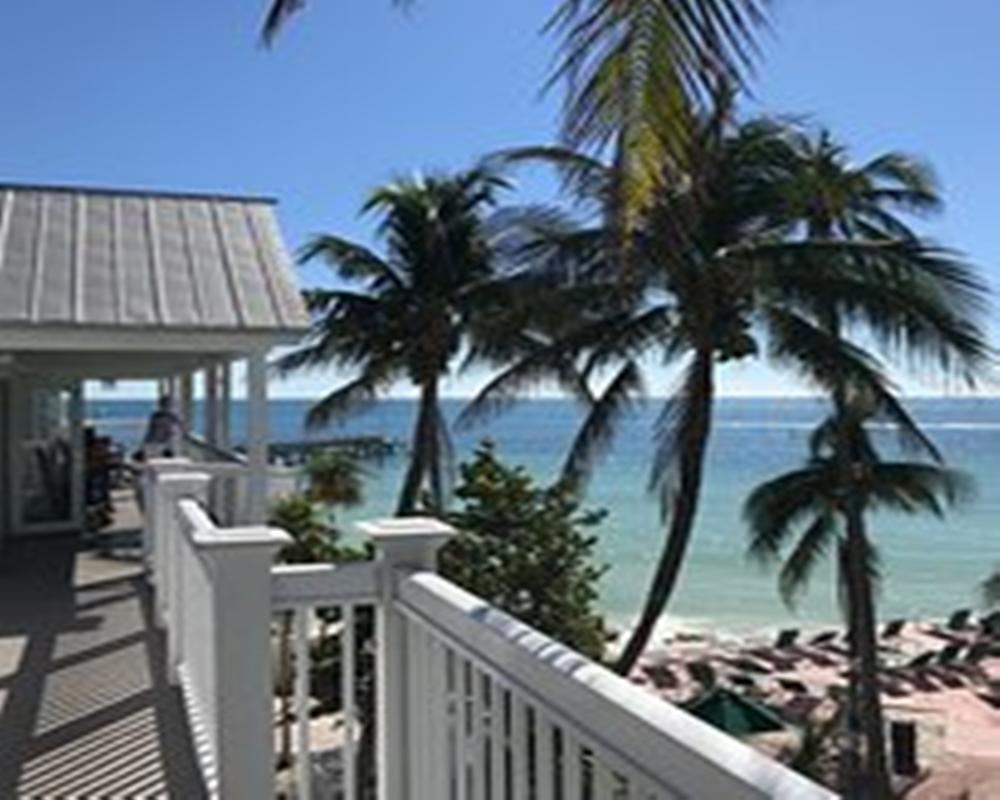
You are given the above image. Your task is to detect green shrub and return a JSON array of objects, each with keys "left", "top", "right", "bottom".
[{"left": 440, "top": 441, "right": 609, "bottom": 660}]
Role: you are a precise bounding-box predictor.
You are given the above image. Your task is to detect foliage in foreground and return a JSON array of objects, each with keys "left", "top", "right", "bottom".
[{"left": 440, "top": 441, "right": 609, "bottom": 660}]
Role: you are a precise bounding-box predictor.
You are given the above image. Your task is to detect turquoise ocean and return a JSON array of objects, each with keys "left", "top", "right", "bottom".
[{"left": 88, "top": 397, "right": 1000, "bottom": 639}]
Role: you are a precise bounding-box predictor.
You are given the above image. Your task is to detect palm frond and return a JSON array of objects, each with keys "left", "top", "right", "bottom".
[
  {"left": 744, "top": 465, "right": 835, "bottom": 562},
  {"left": 561, "top": 359, "right": 644, "bottom": 484},
  {"left": 865, "top": 462, "right": 973, "bottom": 517},
  {"left": 304, "top": 368, "right": 390, "bottom": 429},
  {"left": 777, "top": 511, "right": 837, "bottom": 607},
  {"left": 548, "top": 0, "right": 769, "bottom": 227},
  {"left": 299, "top": 234, "right": 406, "bottom": 289}
]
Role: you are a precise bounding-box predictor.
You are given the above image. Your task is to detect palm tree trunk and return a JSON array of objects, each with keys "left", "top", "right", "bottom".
[
  {"left": 843, "top": 508, "right": 892, "bottom": 799},
  {"left": 614, "top": 349, "right": 714, "bottom": 674},
  {"left": 396, "top": 380, "right": 439, "bottom": 515}
]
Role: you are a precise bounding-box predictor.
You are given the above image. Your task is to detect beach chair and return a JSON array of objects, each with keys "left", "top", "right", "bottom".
[
  {"left": 688, "top": 661, "right": 717, "bottom": 690},
  {"left": 809, "top": 630, "right": 838, "bottom": 646},
  {"left": 946, "top": 608, "right": 972, "bottom": 631},
  {"left": 728, "top": 672, "right": 757, "bottom": 691},
  {"left": 979, "top": 610, "right": 1000, "bottom": 638},
  {"left": 935, "top": 643, "right": 963, "bottom": 665},
  {"left": 880, "top": 618, "right": 906, "bottom": 638},
  {"left": 776, "top": 677, "right": 809, "bottom": 695},
  {"left": 727, "top": 656, "right": 772, "bottom": 675},
  {"left": 907, "top": 651, "right": 936, "bottom": 669},
  {"left": 773, "top": 629, "right": 799, "bottom": 649}
]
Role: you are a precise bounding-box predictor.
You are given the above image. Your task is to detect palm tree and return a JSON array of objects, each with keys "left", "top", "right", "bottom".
[
  {"left": 774, "top": 127, "right": 992, "bottom": 796},
  {"left": 259, "top": 0, "right": 768, "bottom": 227},
  {"left": 744, "top": 387, "right": 972, "bottom": 799},
  {"left": 468, "top": 114, "right": 990, "bottom": 680},
  {"left": 305, "top": 449, "right": 365, "bottom": 509},
  {"left": 277, "top": 168, "right": 528, "bottom": 514}
]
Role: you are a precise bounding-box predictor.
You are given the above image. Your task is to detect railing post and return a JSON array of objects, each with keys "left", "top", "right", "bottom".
[
  {"left": 199, "top": 525, "right": 290, "bottom": 800},
  {"left": 142, "top": 458, "right": 195, "bottom": 623},
  {"left": 158, "top": 471, "right": 210, "bottom": 679},
  {"left": 362, "top": 517, "right": 456, "bottom": 800}
]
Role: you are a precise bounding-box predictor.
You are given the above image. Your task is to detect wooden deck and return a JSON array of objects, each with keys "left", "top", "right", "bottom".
[{"left": 0, "top": 525, "right": 206, "bottom": 798}]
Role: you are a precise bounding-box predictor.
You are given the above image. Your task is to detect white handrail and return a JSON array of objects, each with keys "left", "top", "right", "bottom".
[
  {"left": 271, "top": 562, "right": 379, "bottom": 610},
  {"left": 397, "top": 570, "right": 838, "bottom": 800}
]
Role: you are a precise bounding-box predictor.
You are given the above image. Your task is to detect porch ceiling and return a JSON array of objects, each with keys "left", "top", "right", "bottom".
[
  {"left": 6, "top": 350, "right": 234, "bottom": 380},
  {"left": 0, "top": 182, "right": 310, "bottom": 348}
]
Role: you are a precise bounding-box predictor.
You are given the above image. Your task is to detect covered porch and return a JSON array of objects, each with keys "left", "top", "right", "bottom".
[
  {"left": 0, "top": 182, "right": 310, "bottom": 545},
  {"left": 0, "top": 182, "right": 310, "bottom": 797},
  {"left": 0, "top": 531, "right": 205, "bottom": 797}
]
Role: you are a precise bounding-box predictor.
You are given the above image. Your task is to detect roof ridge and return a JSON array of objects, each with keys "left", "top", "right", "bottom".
[{"left": 0, "top": 181, "right": 278, "bottom": 205}]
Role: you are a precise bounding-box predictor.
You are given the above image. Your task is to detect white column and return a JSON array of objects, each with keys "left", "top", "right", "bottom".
[
  {"left": 360, "top": 517, "right": 456, "bottom": 800},
  {"left": 180, "top": 372, "right": 195, "bottom": 432},
  {"left": 205, "top": 364, "right": 220, "bottom": 447},
  {"left": 219, "top": 362, "right": 232, "bottom": 450},
  {"left": 203, "top": 523, "right": 289, "bottom": 800},
  {"left": 246, "top": 351, "right": 269, "bottom": 523}
]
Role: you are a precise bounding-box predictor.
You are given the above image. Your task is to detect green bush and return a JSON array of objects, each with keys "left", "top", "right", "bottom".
[{"left": 440, "top": 441, "right": 609, "bottom": 660}]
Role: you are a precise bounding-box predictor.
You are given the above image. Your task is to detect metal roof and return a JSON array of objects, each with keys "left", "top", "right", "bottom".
[{"left": 0, "top": 183, "right": 309, "bottom": 333}]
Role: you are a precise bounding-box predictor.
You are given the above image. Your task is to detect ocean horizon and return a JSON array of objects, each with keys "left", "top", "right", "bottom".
[{"left": 89, "top": 395, "right": 1000, "bottom": 641}]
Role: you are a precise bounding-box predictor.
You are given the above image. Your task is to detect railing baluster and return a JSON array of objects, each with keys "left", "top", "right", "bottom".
[
  {"left": 294, "top": 607, "right": 313, "bottom": 800},
  {"left": 562, "top": 734, "right": 583, "bottom": 800},
  {"left": 425, "top": 635, "right": 448, "bottom": 800},
  {"left": 535, "top": 713, "right": 554, "bottom": 800},
  {"left": 592, "top": 760, "right": 615, "bottom": 800},
  {"left": 489, "top": 678, "right": 506, "bottom": 800},
  {"left": 469, "top": 666, "right": 488, "bottom": 800},
  {"left": 510, "top": 695, "right": 531, "bottom": 800},
  {"left": 455, "top": 657, "right": 470, "bottom": 800},
  {"left": 341, "top": 604, "right": 357, "bottom": 800},
  {"left": 408, "top": 619, "right": 428, "bottom": 794}
]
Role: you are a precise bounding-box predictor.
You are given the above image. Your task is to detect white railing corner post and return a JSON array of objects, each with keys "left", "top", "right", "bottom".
[
  {"left": 143, "top": 458, "right": 190, "bottom": 588},
  {"left": 205, "top": 525, "right": 290, "bottom": 800},
  {"left": 361, "top": 517, "right": 456, "bottom": 800},
  {"left": 157, "top": 471, "right": 210, "bottom": 676}
]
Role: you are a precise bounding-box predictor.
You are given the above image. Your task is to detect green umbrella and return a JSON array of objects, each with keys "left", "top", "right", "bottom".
[{"left": 683, "top": 687, "right": 786, "bottom": 736}]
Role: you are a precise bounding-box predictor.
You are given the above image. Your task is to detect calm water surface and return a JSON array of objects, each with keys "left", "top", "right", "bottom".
[{"left": 89, "top": 397, "right": 1000, "bottom": 637}]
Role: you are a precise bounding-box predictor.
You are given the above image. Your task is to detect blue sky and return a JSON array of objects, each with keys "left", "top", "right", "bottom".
[{"left": 1, "top": 1, "right": 997, "bottom": 398}]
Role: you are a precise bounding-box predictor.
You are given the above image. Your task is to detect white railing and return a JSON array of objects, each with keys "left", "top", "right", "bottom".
[{"left": 143, "top": 465, "right": 837, "bottom": 800}]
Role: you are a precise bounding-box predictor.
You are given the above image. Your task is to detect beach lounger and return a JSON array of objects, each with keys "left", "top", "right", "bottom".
[
  {"left": 773, "top": 629, "right": 799, "bottom": 649},
  {"left": 726, "top": 656, "right": 772, "bottom": 675},
  {"left": 946, "top": 608, "right": 972, "bottom": 631},
  {"left": 746, "top": 647, "right": 797, "bottom": 671},
  {"left": 776, "top": 677, "right": 809, "bottom": 695},
  {"left": 809, "top": 630, "right": 838, "bottom": 646},
  {"left": 728, "top": 672, "right": 757, "bottom": 690},
  {"left": 688, "top": 661, "right": 717, "bottom": 690},
  {"left": 979, "top": 610, "right": 1000, "bottom": 638},
  {"left": 907, "top": 651, "right": 936, "bottom": 669},
  {"left": 935, "top": 643, "right": 963, "bottom": 665}
]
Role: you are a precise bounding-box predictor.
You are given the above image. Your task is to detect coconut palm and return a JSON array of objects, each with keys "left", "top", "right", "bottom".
[
  {"left": 773, "top": 127, "right": 992, "bottom": 795},
  {"left": 744, "top": 387, "right": 972, "bottom": 799},
  {"left": 305, "top": 449, "right": 365, "bottom": 509},
  {"left": 277, "top": 168, "right": 531, "bottom": 514},
  {"left": 259, "top": 0, "right": 768, "bottom": 227},
  {"left": 467, "top": 114, "right": 990, "bottom": 682}
]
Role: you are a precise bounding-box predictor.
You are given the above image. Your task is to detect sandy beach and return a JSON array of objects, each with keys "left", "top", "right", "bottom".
[{"left": 625, "top": 612, "right": 1000, "bottom": 797}]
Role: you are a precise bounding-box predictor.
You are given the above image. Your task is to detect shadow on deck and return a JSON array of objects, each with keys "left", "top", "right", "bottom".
[{"left": 0, "top": 531, "right": 206, "bottom": 798}]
